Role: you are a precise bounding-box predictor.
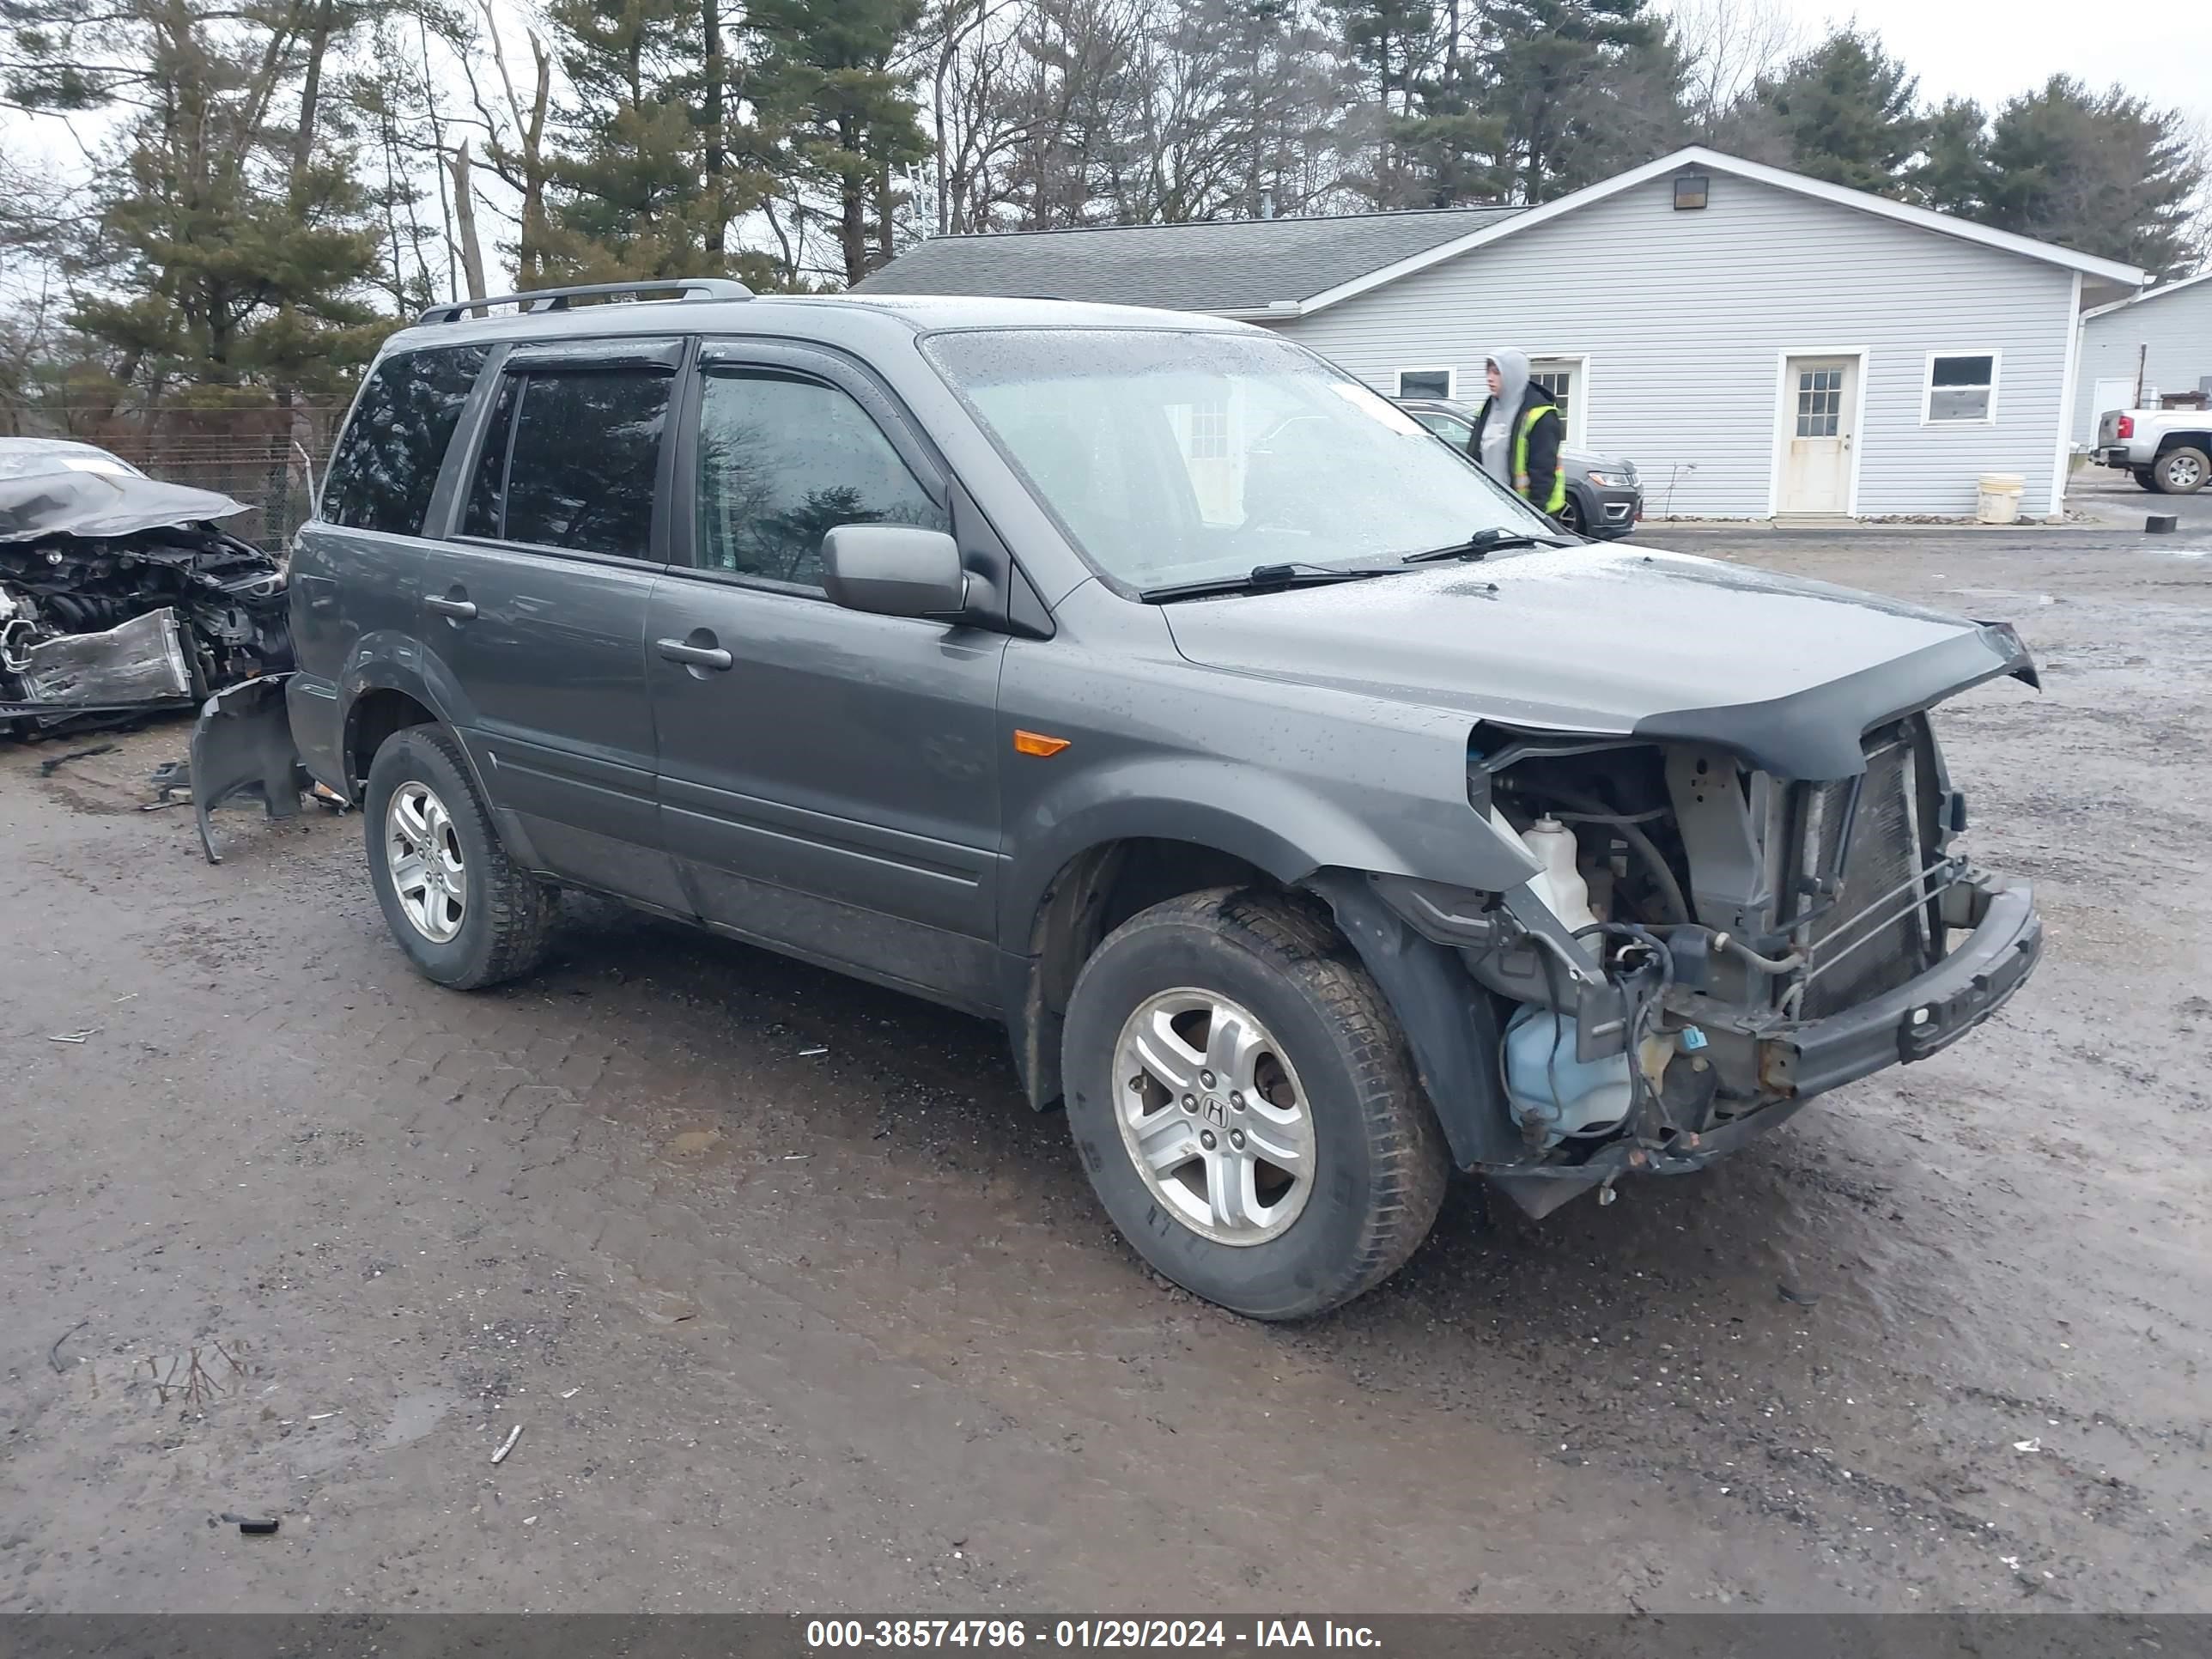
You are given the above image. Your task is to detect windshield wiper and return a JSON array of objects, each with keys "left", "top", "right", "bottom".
[
  {"left": 1138, "top": 562, "right": 1406, "bottom": 603},
  {"left": 1400, "top": 526, "right": 1573, "bottom": 563}
]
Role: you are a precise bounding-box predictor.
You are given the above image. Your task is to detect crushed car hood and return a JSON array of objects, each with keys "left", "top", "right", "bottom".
[
  {"left": 0, "top": 468, "right": 252, "bottom": 544},
  {"left": 1160, "top": 543, "right": 2037, "bottom": 780}
]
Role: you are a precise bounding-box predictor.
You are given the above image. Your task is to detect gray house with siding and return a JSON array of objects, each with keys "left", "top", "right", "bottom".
[
  {"left": 858, "top": 147, "right": 2146, "bottom": 521},
  {"left": 2073, "top": 271, "right": 2212, "bottom": 445}
]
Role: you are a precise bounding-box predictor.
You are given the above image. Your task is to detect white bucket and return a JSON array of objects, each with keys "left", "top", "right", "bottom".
[{"left": 1977, "top": 473, "right": 2025, "bottom": 525}]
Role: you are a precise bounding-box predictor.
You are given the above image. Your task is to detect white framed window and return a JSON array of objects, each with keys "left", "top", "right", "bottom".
[
  {"left": 1923, "top": 351, "right": 1999, "bottom": 425},
  {"left": 1395, "top": 367, "right": 1455, "bottom": 401},
  {"left": 1527, "top": 356, "right": 1588, "bottom": 447}
]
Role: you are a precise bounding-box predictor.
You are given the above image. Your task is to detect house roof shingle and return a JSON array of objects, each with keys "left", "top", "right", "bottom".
[{"left": 852, "top": 207, "right": 1522, "bottom": 312}]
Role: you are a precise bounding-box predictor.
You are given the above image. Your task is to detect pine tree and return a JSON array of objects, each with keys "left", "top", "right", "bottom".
[
  {"left": 1321, "top": 0, "right": 1440, "bottom": 207},
  {"left": 541, "top": 0, "right": 777, "bottom": 285},
  {"left": 1913, "top": 97, "right": 1990, "bottom": 219},
  {"left": 1474, "top": 0, "right": 1668, "bottom": 203},
  {"left": 1753, "top": 27, "right": 1924, "bottom": 195},
  {"left": 3, "top": 0, "right": 384, "bottom": 397},
  {"left": 1981, "top": 77, "right": 2204, "bottom": 280},
  {"left": 749, "top": 0, "right": 930, "bottom": 287}
]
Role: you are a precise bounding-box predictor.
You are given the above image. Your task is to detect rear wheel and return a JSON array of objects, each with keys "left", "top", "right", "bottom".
[
  {"left": 1061, "top": 889, "right": 1449, "bottom": 1320},
  {"left": 364, "top": 725, "right": 555, "bottom": 988},
  {"left": 2132, "top": 465, "right": 2162, "bottom": 493},
  {"left": 2152, "top": 447, "right": 2207, "bottom": 495}
]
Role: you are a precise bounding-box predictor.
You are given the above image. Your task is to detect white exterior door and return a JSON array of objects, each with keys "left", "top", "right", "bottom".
[{"left": 1779, "top": 356, "right": 1856, "bottom": 514}]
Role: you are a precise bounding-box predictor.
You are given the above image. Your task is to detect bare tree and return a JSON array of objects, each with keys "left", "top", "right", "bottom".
[
  {"left": 1671, "top": 0, "right": 1797, "bottom": 148},
  {"left": 455, "top": 0, "right": 555, "bottom": 278}
]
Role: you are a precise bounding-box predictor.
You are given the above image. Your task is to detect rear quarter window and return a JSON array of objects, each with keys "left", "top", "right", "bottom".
[{"left": 321, "top": 345, "right": 489, "bottom": 535}]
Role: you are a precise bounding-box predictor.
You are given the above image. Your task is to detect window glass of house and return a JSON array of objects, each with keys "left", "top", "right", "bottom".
[
  {"left": 1396, "top": 369, "right": 1451, "bottom": 399},
  {"left": 499, "top": 370, "right": 671, "bottom": 557},
  {"left": 1530, "top": 365, "right": 1574, "bottom": 426},
  {"left": 321, "top": 346, "right": 488, "bottom": 535},
  {"left": 1928, "top": 355, "right": 1996, "bottom": 423},
  {"left": 695, "top": 373, "right": 947, "bottom": 590}
]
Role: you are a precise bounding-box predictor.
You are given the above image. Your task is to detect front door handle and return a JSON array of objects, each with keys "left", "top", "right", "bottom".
[
  {"left": 656, "top": 637, "right": 733, "bottom": 671},
  {"left": 426, "top": 593, "right": 477, "bottom": 620}
]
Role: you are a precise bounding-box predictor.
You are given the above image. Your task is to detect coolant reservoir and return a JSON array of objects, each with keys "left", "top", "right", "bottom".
[{"left": 1504, "top": 812, "right": 1599, "bottom": 937}]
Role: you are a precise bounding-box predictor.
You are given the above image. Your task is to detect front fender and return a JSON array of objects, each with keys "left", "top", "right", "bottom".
[{"left": 997, "top": 751, "right": 1537, "bottom": 949}]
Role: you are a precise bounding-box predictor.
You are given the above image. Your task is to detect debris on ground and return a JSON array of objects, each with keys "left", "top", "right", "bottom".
[
  {"left": 220, "top": 1513, "right": 280, "bottom": 1534},
  {"left": 2, "top": 445, "right": 291, "bottom": 740},
  {"left": 491, "top": 1423, "right": 523, "bottom": 1464},
  {"left": 36, "top": 743, "right": 117, "bottom": 776},
  {"left": 1778, "top": 1282, "right": 1821, "bottom": 1306},
  {"left": 48, "top": 1320, "right": 88, "bottom": 1374},
  {"left": 47, "top": 1029, "right": 98, "bottom": 1044}
]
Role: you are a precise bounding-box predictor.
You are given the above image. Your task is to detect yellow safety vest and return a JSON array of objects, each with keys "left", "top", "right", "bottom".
[{"left": 1512, "top": 400, "right": 1567, "bottom": 515}]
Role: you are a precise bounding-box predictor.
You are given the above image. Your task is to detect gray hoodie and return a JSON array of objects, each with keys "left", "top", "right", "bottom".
[{"left": 1478, "top": 348, "right": 1531, "bottom": 487}]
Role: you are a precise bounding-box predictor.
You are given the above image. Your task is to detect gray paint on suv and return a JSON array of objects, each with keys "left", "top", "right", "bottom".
[{"left": 258, "top": 283, "right": 2044, "bottom": 1319}]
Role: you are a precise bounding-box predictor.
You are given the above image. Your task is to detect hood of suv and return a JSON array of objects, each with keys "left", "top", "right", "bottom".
[{"left": 1159, "top": 543, "right": 2036, "bottom": 779}]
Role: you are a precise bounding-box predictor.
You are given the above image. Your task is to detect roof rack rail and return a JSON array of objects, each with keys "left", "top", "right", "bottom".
[{"left": 416, "top": 276, "right": 751, "bottom": 326}]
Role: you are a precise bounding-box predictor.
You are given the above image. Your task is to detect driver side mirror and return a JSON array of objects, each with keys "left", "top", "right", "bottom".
[{"left": 821, "top": 524, "right": 969, "bottom": 620}]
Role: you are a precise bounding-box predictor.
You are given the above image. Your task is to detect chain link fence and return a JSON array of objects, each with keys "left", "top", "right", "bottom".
[{"left": 10, "top": 401, "right": 347, "bottom": 549}]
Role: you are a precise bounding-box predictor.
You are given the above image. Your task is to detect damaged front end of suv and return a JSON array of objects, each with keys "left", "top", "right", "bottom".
[
  {"left": 1335, "top": 623, "right": 2044, "bottom": 1218},
  {"left": 1, "top": 448, "right": 292, "bottom": 738}
]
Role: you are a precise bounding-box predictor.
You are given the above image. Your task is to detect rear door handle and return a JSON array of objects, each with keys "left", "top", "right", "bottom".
[
  {"left": 426, "top": 594, "right": 477, "bottom": 620},
  {"left": 655, "top": 637, "right": 733, "bottom": 671}
]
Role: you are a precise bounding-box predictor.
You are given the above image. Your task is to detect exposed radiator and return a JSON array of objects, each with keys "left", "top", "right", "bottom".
[{"left": 1793, "top": 726, "right": 1942, "bottom": 1019}]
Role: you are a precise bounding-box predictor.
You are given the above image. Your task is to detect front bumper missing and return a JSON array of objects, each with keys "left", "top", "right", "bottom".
[
  {"left": 1485, "top": 874, "right": 2040, "bottom": 1219},
  {"left": 1765, "top": 875, "right": 2041, "bottom": 1100}
]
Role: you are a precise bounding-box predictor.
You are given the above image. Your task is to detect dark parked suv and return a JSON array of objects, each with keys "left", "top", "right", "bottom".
[{"left": 250, "top": 278, "right": 2044, "bottom": 1319}]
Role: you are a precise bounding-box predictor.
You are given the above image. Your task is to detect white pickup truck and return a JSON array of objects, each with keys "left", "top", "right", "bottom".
[{"left": 2094, "top": 407, "right": 2210, "bottom": 494}]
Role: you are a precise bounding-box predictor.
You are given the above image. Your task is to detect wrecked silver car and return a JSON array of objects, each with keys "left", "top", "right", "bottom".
[{"left": 1, "top": 437, "right": 293, "bottom": 737}]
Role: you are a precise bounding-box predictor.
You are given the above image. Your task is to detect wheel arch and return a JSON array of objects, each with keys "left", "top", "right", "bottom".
[
  {"left": 1006, "top": 833, "right": 1283, "bottom": 1112},
  {"left": 337, "top": 658, "right": 538, "bottom": 869},
  {"left": 345, "top": 685, "right": 439, "bottom": 790}
]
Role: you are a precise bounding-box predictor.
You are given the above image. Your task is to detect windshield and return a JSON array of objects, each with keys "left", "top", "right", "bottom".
[{"left": 922, "top": 329, "right": 1555, "bottom": 591}]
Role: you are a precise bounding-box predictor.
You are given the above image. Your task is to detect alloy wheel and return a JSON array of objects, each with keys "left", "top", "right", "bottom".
[
  {"left": 386, "top": 780, "right": 467, "bottom": 943},
  {"left": 1111, "top": 988, "right": 1316, "bottom": 1245}
]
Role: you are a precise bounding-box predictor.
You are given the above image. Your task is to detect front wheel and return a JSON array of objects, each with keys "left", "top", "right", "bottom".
[
  {"left": 1061, "top": 890, "right": 1449, "bottom": 1320},
  {"left": 2153, "top": 447, "right": 2207, "bottom": 495},
  {"left": 1556, "top": 493, "right": 1586, "bottom": 534}
]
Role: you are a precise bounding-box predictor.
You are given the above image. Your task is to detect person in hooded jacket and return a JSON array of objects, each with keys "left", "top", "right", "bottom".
[{"left": 1468, "top": 349, "right": 1565, "bottom": 518}]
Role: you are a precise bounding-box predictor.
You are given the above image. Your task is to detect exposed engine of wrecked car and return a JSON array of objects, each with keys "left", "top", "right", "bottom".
[{"left": 1, "top": 457, "right": 293, "bottom": 736}]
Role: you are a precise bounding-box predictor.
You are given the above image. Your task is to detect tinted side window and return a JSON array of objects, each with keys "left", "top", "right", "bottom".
[
  {"left": 322, "top": 346, "right": 487, "bottom": 534},
  {"left": 696, "top": 372, "right": 946, "bottom": 590},
  {"left": 471, "top": 370, "right": 671, "bottom": 557},
  {"left": 462, "top": 377, "right": 518, "bottom": 539}
]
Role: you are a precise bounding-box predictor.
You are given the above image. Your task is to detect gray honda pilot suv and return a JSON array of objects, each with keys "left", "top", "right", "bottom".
[{"left": 249, "top": 278, "right": 2044, "bottom": 1319}]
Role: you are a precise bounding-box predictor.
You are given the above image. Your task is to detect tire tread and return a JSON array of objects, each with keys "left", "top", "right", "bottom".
[
  {"left": 1080, "top": 886, "right": 1449, "bottom": 1317},
  {"left": 370, "top": 726, "right": 556, "bottom": 990}
]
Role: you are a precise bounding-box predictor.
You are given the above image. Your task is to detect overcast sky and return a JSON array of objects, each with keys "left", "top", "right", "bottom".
[{"left": 1674, "top": 0, "right": 2212, "bottom": 128}]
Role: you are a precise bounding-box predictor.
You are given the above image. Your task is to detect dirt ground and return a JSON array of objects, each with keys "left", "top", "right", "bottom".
[{"left": 2, "top": 521, "right": 2208, "bottom": 1615}]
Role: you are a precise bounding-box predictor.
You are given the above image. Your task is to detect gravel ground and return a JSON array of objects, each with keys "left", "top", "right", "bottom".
[{"left": 1, "top": 523, "right": 2207, "bottom": 1615}]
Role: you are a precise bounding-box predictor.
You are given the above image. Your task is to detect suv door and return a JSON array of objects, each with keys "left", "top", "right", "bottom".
[
  {"left": 423, "top": 337, "right": 687, "bottom": 912},
  {"left": 647, "top": 343, "right": 1007, "bottom": 1012}
]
